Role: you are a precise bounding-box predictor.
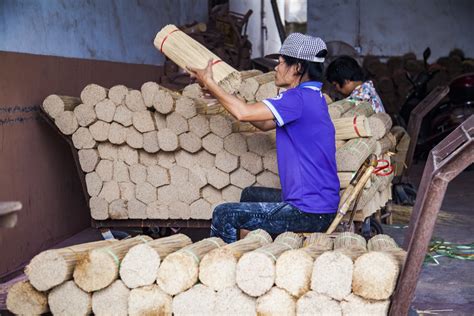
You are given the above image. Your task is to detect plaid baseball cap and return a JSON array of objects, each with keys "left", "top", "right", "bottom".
[{"left": 266, "top": 33, "right": 327, "bottom": 63}]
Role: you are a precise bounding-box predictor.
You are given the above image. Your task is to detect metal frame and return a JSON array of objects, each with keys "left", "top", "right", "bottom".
[
  {"left": 405, "top": 85, "right": 450, "bottom": 174},
  {"left": 389, "top": 115, "right": 473, "bottom": 315}
]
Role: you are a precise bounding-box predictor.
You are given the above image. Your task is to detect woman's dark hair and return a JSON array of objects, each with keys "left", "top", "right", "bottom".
[
  {"left": 282, "top": 49, "right": 327, "bottom": 82},
  {"left": 326, "top": 55, "right": 365, "bottom": 86}
]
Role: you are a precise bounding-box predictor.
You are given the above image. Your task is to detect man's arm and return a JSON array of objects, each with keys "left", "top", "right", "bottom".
[
  {"left": 250, "top": 120, "right": 276, "bottom": 131},
  {"left": 187, "top": 61, "right": 275, "bottom": 123}
]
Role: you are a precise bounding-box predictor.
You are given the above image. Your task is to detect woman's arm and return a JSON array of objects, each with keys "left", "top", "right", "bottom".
[
  {"left": 250, "top": 120, "right": 277, "bottom": 131},
  {"left": 187, "top": 60, "right": 275, "bottom": 123}
]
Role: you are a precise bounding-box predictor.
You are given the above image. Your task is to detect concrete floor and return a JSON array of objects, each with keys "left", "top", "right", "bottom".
[{"left": 386, "top": 162, "right": 474, "bottom": 315}]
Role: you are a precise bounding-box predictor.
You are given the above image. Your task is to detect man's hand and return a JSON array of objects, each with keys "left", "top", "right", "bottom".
[{"left": 187, "top": 59, "right": 215, "bottom": 89}]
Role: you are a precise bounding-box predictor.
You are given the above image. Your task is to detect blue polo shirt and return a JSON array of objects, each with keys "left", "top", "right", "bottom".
[{"left": 262, "top": 81, "right": 340, "bottom": 214}]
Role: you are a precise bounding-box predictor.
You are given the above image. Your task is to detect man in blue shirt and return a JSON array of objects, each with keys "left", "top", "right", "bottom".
[{"left": 188, "top": 33, "right": 340, "bottom": 243}]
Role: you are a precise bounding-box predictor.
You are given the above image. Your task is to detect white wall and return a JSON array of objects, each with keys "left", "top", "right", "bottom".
[
  {"left": 0, "top": 0, "right": 208, "bottom": 65},
  {"left": 230, "top": 0, "right": 285, "bottom": 58},
  {"left": 307, "top": 0, "right": 474, "bottom": 60}
]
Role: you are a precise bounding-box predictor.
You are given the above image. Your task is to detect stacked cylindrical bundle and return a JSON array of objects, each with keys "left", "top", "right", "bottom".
[
  {"left": 154, "top": 24, "right": 241, "bottom": 94},
  {"left": 368, "top": 234, "right": 407, "bottom": 268},
  {"left": 336, "top": 137, "right": 377, "bottom": 172},
  {"left": 199, "top": 229, "right": 272, "bottom": 291},
  {"left": 333, "top": 232, "right": 368, "bottom": 261},
  {"left": 73, "top": 235, "right": 152, "bottom": 292},
  {"left": 42, "top": 77, "right": 284, "bottom": 221},
  {"left": 119, "top": 234, "right": 192, "bottom": 288},
  {"left": 25, "top": 239, "right": 117, "bottom": 291},
  {"left": 6, "top": 281, "right": 49, "bottom": 315},
  {"left": 275, "top": 233, "right": 333, "bottom": 297},
  {"left": 157, "top": 237, "right": 226, "bottom": 295},
  {"left": 333, "top": 115, "right": 372, "bottom": 140},
  {"left": 236, "top": 232, "right": 303, "bottom": 297},
  {"left": 341, "top": 101, "right": 375, "bottom": 118},
  {"left": 328, "top": 99, "right": 355, "bottom": 119}
]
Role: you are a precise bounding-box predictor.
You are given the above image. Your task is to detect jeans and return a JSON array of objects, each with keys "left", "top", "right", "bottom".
[{"left": 210, "top": 187, "right": 336, "bottom": 243}]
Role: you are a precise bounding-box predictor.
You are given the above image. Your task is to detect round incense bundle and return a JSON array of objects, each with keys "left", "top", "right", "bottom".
[
  {"left": 236, "top": 232, "right": 303, "bottom": 297},
  {"left": 375, "top": 132, "right": 397, "bottom": 155},
  {"left": 311, "top": 251, "right": 353, "bottom": 300},
  {"left": 328, "top": 99, "right": 354, "bottom": 119},
  {"left": 333, "top": 232, "right": 367, "bottom": 261},
  {"left": 172, "top": 284, "right": 216, "bottom": 316},
  {"left": 73, "top": 235, "right": 152, "bottom": 292},
  {"left": 6, "top": 281, "right": 49, "bottom": 315},
  {"left": 128, "top": 285, "right": 172, "bottom": 316},
  {"left": 256, "top": 287, "right": 296, "bottom": 316},
  {"left": 336, "top": 138, "right": 377, "bottom": 172},
  {"left": 120, "top": 234, "right": 192, "bottom": 288},
  {"left": 341, "top": 101, "right": 375, "bottom": 118},
  {"left": 333, "top": 115, "right": 372, "bottom": 140},
  {"left": 352, "top": 251, "right": 400, "bottom": 300},
  {"left": 48, "top": 280, "right": 91, "bottom": 316},
  {"left": 368, "top": 112, "right": 393, "bottom": 140},
  {"left": 199, "top": 229, "right": 272, "bottom": 291},
  {"left": 154, "top": 25, "right": 241, "bottom": 94},
  {"left": 276, "top": 233, "right": 333, "bottom": 297},
  {"left": 213, "top": 286, "right": 256, "bottom": 316},
  {"left": 341, "top": 293, "right": 390, "bottom": 315},
  {"left": 26, "top": 239, "right": 117, "bottom": 291},
  {"left": 296, "top": 291, "right": 342, "bottom": 316},
  {"left": 367, "top": 234, "right": 397, "bottom": 251},
  {"left": 92, "top": 280, "right": 130, "bottom": 316},
  {"left": 42, "top": 94, "right": 81, "bottom": 119},
  {"left": 156, "top": 237, "right": 226, "bottom": 295},
  {"left": 334, "top": 232, "right": 367, "bottom": 250}
]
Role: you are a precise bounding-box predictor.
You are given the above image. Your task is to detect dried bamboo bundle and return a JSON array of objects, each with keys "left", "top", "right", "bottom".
[
  {"left": 254, "top": 71, "right": 276, "bottom": 85},
  {"left": 213, "top": 286, "right": 256, "bottom": 316},
  {"left": 43, "top": 95, "right": 81, "bottom": 119},
  {"left": 335, "top": 140, "right": 346, "bottom": 150},
  {"left": 172, "top": 284, "right": 216, "bottom": 316},
  {"left": 26, "top": 239, "right": 117, "bottom": 291},
  {"left": 334, "top": 247, "right": 367, "bottom": 262},
  {"left": 341, "top": 293, "right": 389, "bottom": 316},
  {"left": 303, "top": 232, "right": 334, "bottom": 249},
  {"left": 368, "top": 112, "right": 393, "bottom": 140},
  {"left": 334, "top": 232, "right": 367, "bottom": 250},
  {"left": 275, "top": 233, "right": 333, "bottom": 297},
  {"left": 73, "top": 235, "right": 152, "bottom": 292},
  {"left": 333, "top": 115, "right": 372, "bottom": 140},
  {"left": 128, "top": 284, "right": 172, "bottom": 316},
  {"left": 237, "top": 70, "right": 265, "bottom": 101},
  {"left": 341, "top": 101, "right": 375, "bottom": 118},
  {"left": 199, "top": 229, "right": 272, "bottom": 291},
  {"left": 6, "top": 281, "right": 49, "bottom": 315},
  {"left": 352, "top": 251, "right": 399, "bottom": 300},
  {"left": 296, "top": 291, "right": 342, "bottom": 316},
  {"left": 336, "top": 138, "right": 376, "bottom": 171},
  {"left": 120, "top": 234, "right": 192, "bottom": 288},
  {"left": 256, "top": 286, "right": 296, "bottom": 316},
  {"left": 154, "top": 24, "right": 241, "bottom": 94},
  {"left": 156, "top": 237, "right": 226, "bottom": 295},
  {"left": 255, "top": 81, "right": 278, "bottom": 101},
  {"left": 55, "top": 111, "right": 79, "bottom": 135},
  {"left": 48, "top": 280, "right": 92, "bottom": 316},
  {"left": 311, "top": 251, "right": 353, "bottom": 300},
  {"left": 375, "top": 132, "right": 397, "bottom": 155},
  {"left": 323, "top": 93, "right": 333, "bottom": 105},
  {"left": 328, "top": 99, "right": 354, "bottom": 119},
  {"left": 236, "top": 232, "right": 303, "bottom": 297},
  {"left": 92, "top": 280, "right": 130, "bottom": 316},
  {"left": 367, "top": 234, "right": 398, "bottom": 251}
]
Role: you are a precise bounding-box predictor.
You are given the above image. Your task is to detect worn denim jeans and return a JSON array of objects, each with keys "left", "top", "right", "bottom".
[{"left": 210, "top": 187, "right": 336, "bottom": 243}]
